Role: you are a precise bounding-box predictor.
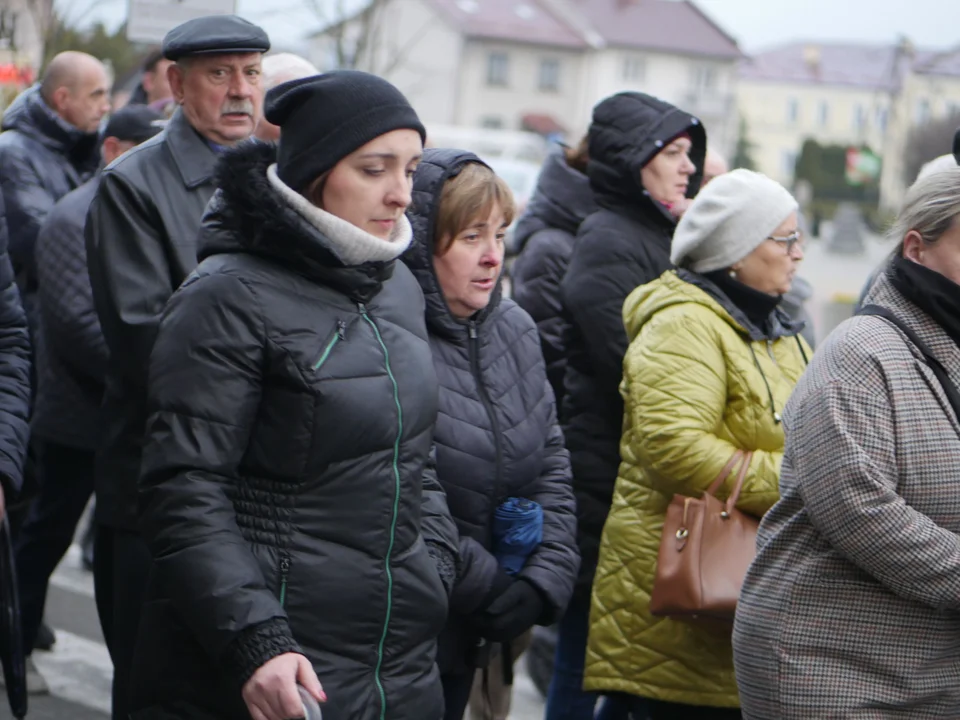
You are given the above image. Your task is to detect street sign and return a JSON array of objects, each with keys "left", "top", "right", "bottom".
[{"left": 127, "top": 0, "right": 238, "bottom": 44}]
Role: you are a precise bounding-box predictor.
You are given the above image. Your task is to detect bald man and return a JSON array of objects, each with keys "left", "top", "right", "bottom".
[
  {"left": 702, "top": 148, "right": 729, "bottom": 187},
  {"left": 254, "top": 52, "right": 318, "bottom": 142},
  {"left": 0, "top": 51, "right": 110, "bottom": 336}
]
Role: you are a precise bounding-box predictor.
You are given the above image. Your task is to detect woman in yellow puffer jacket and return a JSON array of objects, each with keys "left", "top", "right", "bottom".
[{"left": 585, "top": 169, "right": 811, "bottom": 719}]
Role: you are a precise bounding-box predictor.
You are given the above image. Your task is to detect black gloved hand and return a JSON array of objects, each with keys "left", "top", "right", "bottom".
[{"left": 473, "top": 579, "right": 544, "bottom": 643}]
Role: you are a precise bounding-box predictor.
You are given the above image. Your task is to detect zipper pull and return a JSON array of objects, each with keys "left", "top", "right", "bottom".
[
  {"left": 357, "top": 302, "right": 367, "bottom": 316},
  {"left": 468, "top": 322, "right": 478, "bottom": 340},
  {"left": 337, "top": 320, "right": 346, "bottom": 340},
  {"left": 279, "top": 555, "right": 291, "bottom": 607}
]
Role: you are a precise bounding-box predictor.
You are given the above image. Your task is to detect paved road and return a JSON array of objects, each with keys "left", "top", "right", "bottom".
[{"left": 0, "top": 545, "right": 546, "bottom": 720}]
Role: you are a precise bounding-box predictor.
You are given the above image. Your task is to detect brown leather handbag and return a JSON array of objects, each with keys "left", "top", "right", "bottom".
[{"left": 649, "top": 450, "right": 757, "bottom": 621}]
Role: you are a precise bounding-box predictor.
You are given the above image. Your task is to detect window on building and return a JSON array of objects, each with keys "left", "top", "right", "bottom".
[
  {"left": 852, "top": 104, "right": 866, "bottom": 131},
  {"left": 690, "top": 64, "right": 717, "bottom": 92},
  {"left": 539, "top": 58, "right": 560, "bottom": 92},
  {"left": 480, "top": 116, "right": 504, "bottom": 129},
  {"left": 818, "top": 101, "right": 830, "bottom": 127},
  {"left": 782, "top": 149, "right": 798, "bottom": 180},
  {"left": 786, "top": 98, "right": 799, "bottom": 125},
  {"left": 916, "top": 98, "right": 931, "bottom": 124},
  {"left": 875, "top": 106, "right": 888, "bottom": 131},
  {"left": 622, "top": 55, "right": 646, "bottom": 82},
  {"left": 486, "top": 52, "right": 509, "bottom": 87}
]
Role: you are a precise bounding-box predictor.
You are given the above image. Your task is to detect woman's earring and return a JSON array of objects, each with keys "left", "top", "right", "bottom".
[{"left": 729, "top": 268, "right": 737, "bottom": 279}]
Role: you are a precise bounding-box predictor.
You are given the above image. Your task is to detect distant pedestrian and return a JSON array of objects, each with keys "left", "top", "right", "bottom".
[
  {"left": 547, "top": 91, "right": 706, "bottom": 720},
  {"left": 255, "top": 53, "right": 319, "bottom": 142},
  {"left": 702, "top": 148, "right": 729, "bottom": 187},
  {"left": 126, "top": 48, "right": 173, "bottom": 108},
  {"left": 14, "top": 105, "right": 164, "bottom": 696},
  {"left": 84, "top": 15, "right": 269, "bottom": 719},
  {"left": 130, "top": 71, "right": 457, "bottom": 720},
  {"left": 0, "top": 51, "right": 109, "bottom": 338},
  {"left": 511, "top": 137, "right": 596, "bottom": 409}
]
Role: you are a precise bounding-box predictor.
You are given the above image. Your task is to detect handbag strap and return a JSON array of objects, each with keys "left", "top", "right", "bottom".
[
  {"left": 707, "top": 450, "right": 745, "bottom": 496},
  {"left": 725, "top": 451, "right": 754, "bottom": 514},
  {"left": 859, "top": 304, "right": 960, "bottom": 421}
]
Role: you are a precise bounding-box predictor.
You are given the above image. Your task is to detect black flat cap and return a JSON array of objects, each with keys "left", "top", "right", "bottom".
[
  {"left": 104, "top": 105, "right": 166, "bottom": 143},
  {"left": 162, "top": 15, "right": 270, "bottom": 61}
]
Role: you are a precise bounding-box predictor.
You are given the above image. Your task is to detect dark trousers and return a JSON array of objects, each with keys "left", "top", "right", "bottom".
[
  {"left": 442, "top": 671, "right": 476, "bottom": 720},
  {"left": 93, "top": 524, "right": 152, "bottom": 720},
  {"left": 643, "top": 699, "right": 741, "bottom": 720},
  {"left": 545, "top": 593, "right": 632, "bottom": 720},
  {"left": 14, "top": 441, "right": 96, "bottom": 652}
]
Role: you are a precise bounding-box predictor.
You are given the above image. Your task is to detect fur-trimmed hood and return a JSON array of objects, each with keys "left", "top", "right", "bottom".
[{"left": 198, "top": 140, "right": 396, "bottom": 302}]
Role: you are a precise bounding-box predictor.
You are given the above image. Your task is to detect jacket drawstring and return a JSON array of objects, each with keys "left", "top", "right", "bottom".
[
  {"left": 795, "top": 335, "right": 810, "bottom": 365},
  {"left": 749, "top": 343, "right": 782, "bottom": 424}
]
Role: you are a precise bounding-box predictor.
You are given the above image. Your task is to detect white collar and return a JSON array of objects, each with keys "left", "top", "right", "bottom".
[{"left": 267, "top": 163, "right": 412, "bottom": 266}]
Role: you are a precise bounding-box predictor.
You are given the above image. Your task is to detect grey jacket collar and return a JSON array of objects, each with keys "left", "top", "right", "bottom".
[{"left": 164, "top": 108, "right": 218, "bottom": 189}]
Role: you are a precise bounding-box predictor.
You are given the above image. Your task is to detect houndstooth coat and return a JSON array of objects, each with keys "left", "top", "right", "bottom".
[{"left": 733, "top": 272, "right": 960, "bottom": 719}]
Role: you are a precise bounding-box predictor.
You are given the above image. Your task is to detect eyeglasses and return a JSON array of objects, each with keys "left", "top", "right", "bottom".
[{"left": 767, "top": 230, "right": 803, "bottom": 254}]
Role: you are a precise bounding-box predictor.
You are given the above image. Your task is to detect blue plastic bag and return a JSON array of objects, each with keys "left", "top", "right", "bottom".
[{"left": 493, "top": 498, "right": 543, "bottom": 575}]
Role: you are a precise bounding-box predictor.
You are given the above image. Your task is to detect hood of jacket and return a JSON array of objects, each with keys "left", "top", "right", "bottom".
[
  {"left": 403, "top": 147, "right": 503, "bottom": 341},
  {"left": 588, "top": 92, "right": 706, "bottom": 220},
  {"left": 624, "top": 269, "right": 803, "bottom": 344},
  {"left": 2, "top": 85, "right": 100, "bottom": 162},
  {"left": 513, "top": 146, "right": 597, "bottom": 251},
  {"left": 197, "top": 140, "right": 395, "bottom": 303}
]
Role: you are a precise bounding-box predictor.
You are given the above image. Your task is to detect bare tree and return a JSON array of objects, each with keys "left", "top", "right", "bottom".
[
  {"left": 27, "top": 0, "right": 112, "bottom": 64},
  {"left": 902, "top": 112, "right": 960, "bottom": 185}
]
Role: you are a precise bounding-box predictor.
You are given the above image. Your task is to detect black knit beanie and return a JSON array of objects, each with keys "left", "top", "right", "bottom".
[{"left": 265, "top": 70, "right": 427, "bottom": 192}]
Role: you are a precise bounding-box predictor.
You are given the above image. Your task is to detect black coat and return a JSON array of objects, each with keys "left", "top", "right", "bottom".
[
  {"left": 404, "top": 149, "right": 578, "bottom": 674},
  {"left": 130, "top": 142, "right": 458, "bottom": 720},
  {"left": 0, "top": 87, "right": 100, "bottom": 337},
  {"left": 561, "top": 93, "right": 706, "bottom": 598},
  {"left": 0, "top": 191, "right": 32, "bottom": 496},
  {"left": 85, "top": 108, "right": 219, "bottom": 531},
  {"left": 511, "top": 147, "right": 597, "bottom": 408},
  {"left": 33, "top": 178, "right": 107, "bottom": 450}
]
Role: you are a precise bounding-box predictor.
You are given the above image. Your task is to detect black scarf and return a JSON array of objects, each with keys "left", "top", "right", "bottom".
[
  {"left": 888, "top": 254, "right": 960, "bottom": 347},
  {"left": 703, "top": 270, "right": 782, "bottom": 332}
]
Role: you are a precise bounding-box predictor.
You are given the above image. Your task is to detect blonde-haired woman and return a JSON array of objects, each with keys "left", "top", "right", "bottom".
[
  {"left": 735, "top": 167, "right": 960, "bottom": 718},
  {"left": 586, "top": 170, "right": 810, "bottom": 719},
  {"left": 404, "top": 148, "right": 578, "bottom": 720}
]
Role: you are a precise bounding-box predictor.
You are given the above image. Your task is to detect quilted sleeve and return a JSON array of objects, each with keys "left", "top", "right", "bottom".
[{"left": 624, "top": 308, "right": 780, "bottom": 517}]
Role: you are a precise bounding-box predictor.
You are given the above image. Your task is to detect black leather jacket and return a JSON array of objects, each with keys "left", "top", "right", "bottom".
[{"left": 85, "top": 108, "right": 219, "bottom": 530}]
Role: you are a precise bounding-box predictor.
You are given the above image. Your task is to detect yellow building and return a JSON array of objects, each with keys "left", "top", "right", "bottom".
[{"left": 738, "top": 40, "right": 960, "bottom": 210}]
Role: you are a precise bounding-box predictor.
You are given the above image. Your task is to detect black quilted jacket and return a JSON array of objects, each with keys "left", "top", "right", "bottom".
[
  {"left": 33, "top": 178, "right": 107, "bottom": 450},
  {"left": 561, "top": 93, "right": 706, "bottom": 599},
  {"left": 130, "top": 142, "right": 458, "bottom": 720},
  {"left": 404, "top": 148, "right": 579, "bottom": 673}
]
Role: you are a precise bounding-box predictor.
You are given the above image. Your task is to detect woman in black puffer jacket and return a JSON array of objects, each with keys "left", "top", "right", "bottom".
[
  {"left": 129, "top": 73, "right": 458, "bottom": 720},
  {"left": 511, "top": 138, "right": 596, "bottom": 408},
  {"left": 403, "top": 148, "right": 579, "bottom": 720}
]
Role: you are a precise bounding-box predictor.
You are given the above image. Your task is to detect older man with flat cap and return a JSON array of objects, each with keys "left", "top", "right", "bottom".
[{"left": 84, "top": 15, "right": 269, "bottom": 719}]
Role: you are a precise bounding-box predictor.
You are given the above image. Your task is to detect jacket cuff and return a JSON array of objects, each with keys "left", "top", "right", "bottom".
[
  {"left": 221, "top": 617, "right": 302, "bottom": 688},
  {"left": 427, "top": 540, "right": 457, "bottom": 598}
]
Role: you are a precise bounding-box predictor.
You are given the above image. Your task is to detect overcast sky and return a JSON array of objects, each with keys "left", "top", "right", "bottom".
[{"left": 84, "top": 0, "right": 960, "bottom": 54}]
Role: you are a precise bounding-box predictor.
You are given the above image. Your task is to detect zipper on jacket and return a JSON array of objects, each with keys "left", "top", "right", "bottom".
[
  {"left": 278, "top": 555, "right": 291, "bottom": 608},
  {"left": 313, "top": 320, "right": 346, "bottom": 371},
  {"left": 359, "top": 302, "right": 402, "bottom": 720},
  {"left": 469, "top": 321, "right": 505, "bottom": 505}
]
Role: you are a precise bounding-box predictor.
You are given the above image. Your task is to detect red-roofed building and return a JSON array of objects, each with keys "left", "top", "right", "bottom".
[{"left": 309, "top": 0, "right": 743, "bottom": 156}]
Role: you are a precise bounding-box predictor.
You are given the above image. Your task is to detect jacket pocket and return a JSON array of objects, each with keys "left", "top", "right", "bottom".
[{"left": 312, "top": 320, "right": 346, "bottom": 371}]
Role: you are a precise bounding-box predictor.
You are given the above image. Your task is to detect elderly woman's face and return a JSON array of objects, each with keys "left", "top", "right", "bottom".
[
  {"left": 904, "top": 218, "right": 960, "bottom": 284},
  {"left": 640, "top": 136, "right": 697, "bottom": 206},
  {"left": 733, "top": 212, "right": 804, "bottom": 296},
  {"left": 321, "top": 129, "right": 423, "bottom": 239}
]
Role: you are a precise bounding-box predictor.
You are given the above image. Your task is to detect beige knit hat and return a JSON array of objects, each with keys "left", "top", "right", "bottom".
[{"left": 670, "top": 169, "right": 798, "bottom": 273}]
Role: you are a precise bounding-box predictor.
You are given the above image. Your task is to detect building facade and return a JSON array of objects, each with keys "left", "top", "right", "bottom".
[{"left": 309, "top": 0, "right": 743, "bottom": 157}]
